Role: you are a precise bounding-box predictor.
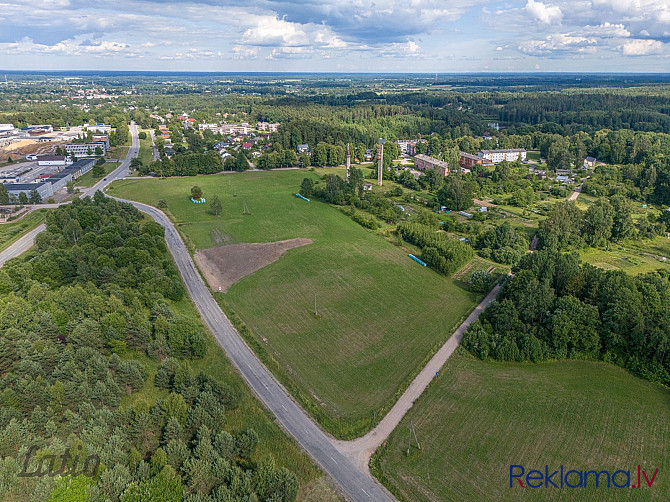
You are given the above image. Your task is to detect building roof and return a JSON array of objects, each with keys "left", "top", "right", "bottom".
[
  {"left": 585, "top": 156, "right": 596, "bottom": 162},
  {"left": 37, "top": 155, "right": 68, "bottom": 161},
  {"left": 414, "top": 154, "right": 450, "bottom": 169},
  {"left": 3, "top": 182, "right": 47, "bottom": 191},
  {"left": 479, "top": 148, "right": 526, "bottom": 154}
]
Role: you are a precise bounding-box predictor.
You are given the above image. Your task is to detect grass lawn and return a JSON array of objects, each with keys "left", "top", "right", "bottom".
[
  {"left": 526, "top": 150, "right": 541, "bottom": 161},
  {"left": 119, "top": 220, "right": 340, "bottom": 502},
  {"left": 138, "top": 130, "right": 154, "bottom": 166},
  {"left": 75, "top": 161, "right": 120, "bottom": 187},
  {"left": 373, "top": 351, "right": 670, "bottom": 502},
  {"left": 0, "top": 210, "right": 47, "bottom": 252},
  {"left": 108, "top": 170, "right": 480, "bottom": 438},
  {"left": 106, "top": 145, "right": 129, "bottom": 161}
]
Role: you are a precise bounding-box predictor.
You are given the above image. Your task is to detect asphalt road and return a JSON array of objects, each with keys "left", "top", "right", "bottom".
[
  {"left": 0, "top": 223, "right": 46, "bottom": 266},
  {"left": 0, "top": 123, "right": 507, "bottom": 501},
  {"left": 4, "top": 122, "right": 393, "bottom": 500},
  {"left": 116, "top": 199, "right": 394, "bottom": 502}
]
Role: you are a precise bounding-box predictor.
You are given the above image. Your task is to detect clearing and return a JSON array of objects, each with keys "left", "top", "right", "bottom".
[
  {"left": 195, "top": 238, "right": 312, "bottom": 292},
  {"left": 108, "top": 170, "right": 480, "bottom": 439},
  {"left": 374, "top": 351, "right": 670, "bottom": 502}
]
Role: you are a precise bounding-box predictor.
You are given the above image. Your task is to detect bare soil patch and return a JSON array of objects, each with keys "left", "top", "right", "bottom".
[{"left": 195, "top": 238, "right": 312, "bottom": 292}]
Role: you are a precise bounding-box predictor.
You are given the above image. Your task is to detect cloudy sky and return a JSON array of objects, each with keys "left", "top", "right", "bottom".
[{"left": 0, "top": 0, "right": 668, "bottom": 72}]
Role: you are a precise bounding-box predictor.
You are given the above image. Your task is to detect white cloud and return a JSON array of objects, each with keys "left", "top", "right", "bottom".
[
  {"left": 620, "top": 39, "right": 665, "bottom": 55},
  {"left": 518, "top": 33, "right": 597, "bottom": 55},
  {"left": 525, "top": 0, "right": 563, "bottom": 25},
  {"left": 242, "top": 16, "right": 309, "bottom": 47}
]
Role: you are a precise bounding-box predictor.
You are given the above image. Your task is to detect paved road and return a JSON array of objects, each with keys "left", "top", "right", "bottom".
[
  {"left": 116, "top": 199, "right": 395, "bottom": 502},
  {"left": 0, "top": 122, "right": 509, "bottom": 501},
  {"left": 81, "top": 121, "right": 140, "bottom": 197},
  {"left": 0, "top": 223, "right": 46, "bottom": 267},
  {"left": 150, "top": 130, "right": 160, "bottom": 161},
  {"left": 334, "top": 282, "right": 504, "bottom": 472}
]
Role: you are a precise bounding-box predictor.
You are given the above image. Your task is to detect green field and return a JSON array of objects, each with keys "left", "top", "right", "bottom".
[
  {"left": 75, "top": 161, "right": 120, "bottom": 187},
  {"left": 0, "top": 210, "right": 47, "bottom": 252},
  {"left": 374, "top": 351, "right": 670, "bottom": 501},
  {"left": 580, "top": 240, "right": 670, "bottom": 275},
  {"left": 109, "top": 170, "right": 480, "bottom": 438},
  {"left": 138, "top": 129, "right": 154, "bottom": 166}
]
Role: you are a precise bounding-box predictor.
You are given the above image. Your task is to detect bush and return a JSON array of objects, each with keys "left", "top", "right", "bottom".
[
  {"left": 157, "top": 199, "right": 168, "bottom": 209},
  {"left": 469, "top": 270, "right": 495, "bottom": 293}
]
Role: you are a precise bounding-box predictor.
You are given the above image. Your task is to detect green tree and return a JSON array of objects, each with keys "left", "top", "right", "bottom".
[
  {"left": 582, "top": 198, "right": 614, "bottom": 247},
  {"left": 190, "top": 186, "right": 203, "bottom": 200},
  {"left": 234, "top": 151, "right": 249, "bottom": 171},
  {"left": 547, "top": 138, "right": 572, "bottom": 171},
  {"left": 0, "top": 184, "right": 8, "bottom": 204},
  {"left": 300, "top": 177, "right": 313, "bottom": 197},
  {"left": 209, "top": 195, "right": 222, "bottom": 216},
  {"left": 437, "top": 176, "right": 472, "bottom": 210},
  {"left": 92, "top": 164, "right": 105, "bottom": 178},
  {"left": 29, "top": 190, "right": 42, "bottom": 204}
]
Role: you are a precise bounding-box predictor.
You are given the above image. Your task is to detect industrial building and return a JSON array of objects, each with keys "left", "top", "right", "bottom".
[
  {"left": 2, "top": 182, "right": 53, "bottom": 200},
  {"left": 64, "top": 159, "right": 96, "bottom": 178},
  {"left": 37, "top": 155, "right": 72, "bottom": 167}
]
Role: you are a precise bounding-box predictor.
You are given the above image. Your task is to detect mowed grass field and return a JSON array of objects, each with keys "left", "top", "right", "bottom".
[
  {"left": 109, "top": 170, "right": 479, "bottom": 438},
  {"left": 374, "top": 351, "right": 670, "bottom": 502}
]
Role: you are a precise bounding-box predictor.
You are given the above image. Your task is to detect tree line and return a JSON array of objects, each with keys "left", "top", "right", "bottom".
[{"left": 462, "top": 250, "right": 670, "bottom": 387}]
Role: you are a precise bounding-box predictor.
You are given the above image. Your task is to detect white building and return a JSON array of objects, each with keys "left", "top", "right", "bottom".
[
  {"left": 395, "top": 139, "right": 421, "bottom": 154},
  {"left": 256, "top": 122, "right": 280, "bottom": 132},
  {"left": 478, "top": 148, "right": 526, "bottom": 163},
  {"left": 84, "top": 123, "right": 112, "bottom": 134},
  {"left": 37, "top": 155, "right": 73, "bottom": 167},
  {"left": 65, "top": 142, "right": 108, "bottom": 156}
]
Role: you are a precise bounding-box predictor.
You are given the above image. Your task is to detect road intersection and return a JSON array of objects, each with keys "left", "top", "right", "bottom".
[{"left": 0, "top": 121, "right": 506, "bottom": 502}]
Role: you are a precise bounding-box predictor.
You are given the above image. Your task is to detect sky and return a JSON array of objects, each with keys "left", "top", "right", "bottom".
[{"left": 0, "top": 0, "right": 668, "bottom": 72}]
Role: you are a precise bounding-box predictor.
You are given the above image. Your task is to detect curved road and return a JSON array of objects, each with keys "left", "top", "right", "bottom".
[
  {"left": 0, "top": 122, "right": 508, "bottom": 502},
  {"left": 119, "top": 199, "right": 394, "bottom": 502}
]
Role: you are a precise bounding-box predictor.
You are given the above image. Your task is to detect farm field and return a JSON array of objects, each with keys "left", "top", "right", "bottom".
[
  {"left": 0, "top": 210, "right": 46, "bottom": 252},
  {"left": 109, "top": 169, "right": 480, "bottom": 438},
  {"left": 374, "top": 352, "right": 670, "bottom": 502}
]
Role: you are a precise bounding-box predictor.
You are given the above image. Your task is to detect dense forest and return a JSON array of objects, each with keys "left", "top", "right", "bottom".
[
  {"left": 0, "top": 196, "right": 298, "bottom": 501},
  {"left": 462, "top": 250, "right": 670, "bottom": 386}
]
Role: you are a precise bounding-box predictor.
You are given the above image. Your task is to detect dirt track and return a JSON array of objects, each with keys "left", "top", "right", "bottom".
[{"left": 194, "top": 238, "right": 312, "bottom": 292}]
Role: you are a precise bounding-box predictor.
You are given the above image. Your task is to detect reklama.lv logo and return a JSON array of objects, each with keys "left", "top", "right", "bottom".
[{"left": 510, "top": 465, "right": 659, "bottom": 489}]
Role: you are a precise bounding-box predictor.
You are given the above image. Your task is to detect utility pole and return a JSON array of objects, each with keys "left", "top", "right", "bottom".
[
  {"left": 377, "top": 138, "right": 385, "bottom": 186},
  {"left": 314, "top": 292, "right": 318, "bottom": 317},
  {"left": 346, "top": 143, "right": 351, "bottom": 181},
  {"left": 407, "top": 421, "right": 421, "bottom": 455}
]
